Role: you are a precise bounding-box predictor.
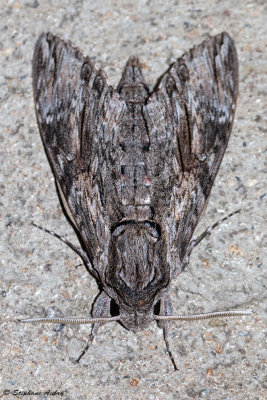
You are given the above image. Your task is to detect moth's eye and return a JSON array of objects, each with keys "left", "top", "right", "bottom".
[
  {"left": 110, "top": 298, "right": 120, "bottom": 316},
  {"left": 80, "top": 62, "right": 92, "bottom": 81},
  {"left": 153, "top": 300, "right": 161, "bottom": 315}
]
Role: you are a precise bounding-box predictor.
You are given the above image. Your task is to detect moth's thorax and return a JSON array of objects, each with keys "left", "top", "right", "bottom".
[{"left": 106, "top": 222, "right": 170, "bottom": 320}]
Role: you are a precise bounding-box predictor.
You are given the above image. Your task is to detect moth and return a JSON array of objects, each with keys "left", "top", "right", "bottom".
[{"left": 26, "top": 31, "right": 250, "bottom": 368}]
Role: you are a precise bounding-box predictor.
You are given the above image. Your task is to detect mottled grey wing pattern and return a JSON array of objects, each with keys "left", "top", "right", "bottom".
[
  {"left": 33, "top": 32, "right": 238, "bottom": 286},
  {"left": 31, "top": 31, "right": 240, "bottom": 354},
  {"left": 30, "top": 32, "right": 241, "bottom": 364},
  {"left": 145, "top": 32, "right": 238, "bottom": 275},
  {"left": 32, "top": 33, "right": 126, "bottom": 270}
]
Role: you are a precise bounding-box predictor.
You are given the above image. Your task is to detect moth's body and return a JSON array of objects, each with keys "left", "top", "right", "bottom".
[
  {"left": 32, "top": 32, "right": 238, "bottom": 336},
  {"left": 104, "top": 59, "right": 171, "bottom": 331}
]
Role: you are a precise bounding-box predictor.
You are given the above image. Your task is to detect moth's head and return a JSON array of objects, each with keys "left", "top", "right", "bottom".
[
  {"left": 109, "top": 295, "right": 169, "bottom": 332},
  {"left": 117, "top": 299, "right": 156, "bottom": 332}
]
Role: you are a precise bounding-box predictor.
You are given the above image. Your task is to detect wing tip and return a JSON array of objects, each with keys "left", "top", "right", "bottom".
[
  {"left": 33, "top": 32, "right": 85, "bottom": 60},
  {"left": 125, "top": 56, "right": 142, "bottom": 67}
]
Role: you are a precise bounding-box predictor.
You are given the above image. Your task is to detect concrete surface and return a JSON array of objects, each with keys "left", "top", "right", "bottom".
[{"left": 0, "top": 1, "right": 266, "bottom": 399}]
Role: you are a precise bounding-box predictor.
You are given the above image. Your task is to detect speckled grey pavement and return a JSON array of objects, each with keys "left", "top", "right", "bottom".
[{"left": 0, "top": 1, "right": 266, "bottom": 399}]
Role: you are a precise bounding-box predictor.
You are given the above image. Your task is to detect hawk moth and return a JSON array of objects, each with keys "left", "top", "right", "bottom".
[{"left": 28, "top": 31, "right": 247, "bottom": 367}]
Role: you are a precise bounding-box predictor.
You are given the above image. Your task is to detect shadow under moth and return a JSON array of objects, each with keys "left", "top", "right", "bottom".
[{"left": 25, "top": 31, "right": 251, "bottom": 369}]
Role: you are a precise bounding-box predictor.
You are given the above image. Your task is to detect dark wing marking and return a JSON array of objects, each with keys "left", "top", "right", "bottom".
[
  {"left": 144, "top": 32, "right": 238, "bottom": 275},
  {"left": 32, "top": 33, "right": 126, "bottom": 272}
]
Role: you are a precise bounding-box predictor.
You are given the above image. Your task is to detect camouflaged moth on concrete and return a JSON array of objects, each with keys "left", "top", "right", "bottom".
[{"left": 27, "top": 31, "right": 250, "bottom": 368}]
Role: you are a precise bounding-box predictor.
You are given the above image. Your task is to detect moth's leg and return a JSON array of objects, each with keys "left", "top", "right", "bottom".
[
  {"left": 157, "top": 295, "right": 178, "bottom": 371},
  {"left": 76, "top": 292, "right": 111, "bottom": 363},
  {"left": 184, "top": 209, "right": 241, "bottom": 265},
  {"left": 31, "top": 222, "right": 89, "bottom": 264},
  {"left": 90, "top": 292, "right": 112, "bottom": 341}
]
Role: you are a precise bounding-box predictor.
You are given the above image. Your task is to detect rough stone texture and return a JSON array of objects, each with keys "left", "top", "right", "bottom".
[{"left": 0, "top": 1, "right": 266, "bottom": 399}]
